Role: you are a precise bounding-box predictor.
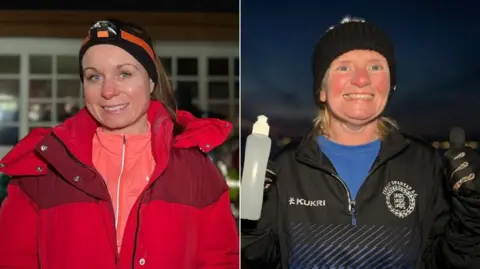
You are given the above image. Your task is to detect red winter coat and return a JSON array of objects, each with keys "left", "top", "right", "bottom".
[{"left": 0, "top": 100, "right": 239, "bottom": 269}]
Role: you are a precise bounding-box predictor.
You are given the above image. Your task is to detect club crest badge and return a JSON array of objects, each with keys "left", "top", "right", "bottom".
[{"left": 382, "top": 181, "right": 417, "bottom": 219}]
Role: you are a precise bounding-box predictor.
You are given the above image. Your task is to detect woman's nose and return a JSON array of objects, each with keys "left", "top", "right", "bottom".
[{"left": 351, "top": 68, "right": 371, "bottom": 88}]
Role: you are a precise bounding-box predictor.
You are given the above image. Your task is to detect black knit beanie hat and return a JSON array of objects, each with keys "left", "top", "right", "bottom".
[
  {"left": 312, "top": 16, "right": 396, "bottom": 106},
  {"left": 79, "top": 19, "right": 158, "bottom": 85}
]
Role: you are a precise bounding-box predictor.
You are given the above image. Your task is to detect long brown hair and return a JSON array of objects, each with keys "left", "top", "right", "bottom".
[
  {"left": 118, "top": 19, "right": 183, "bottom": 135},
  {"left": 150, "top": 57, "right": 184, "bottom": 135}
]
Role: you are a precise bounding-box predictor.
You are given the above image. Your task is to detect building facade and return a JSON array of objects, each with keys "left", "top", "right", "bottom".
[{"left": 0, "top": 10, "right": 239, "bottom": 159}]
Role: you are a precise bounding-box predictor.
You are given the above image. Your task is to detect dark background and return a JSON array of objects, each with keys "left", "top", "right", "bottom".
[
  {"left": 0, "top": 1, "right": 239, "bottom": 12},
  {"left": 241, "top": 1, "right": 480, "bottom": 144}
]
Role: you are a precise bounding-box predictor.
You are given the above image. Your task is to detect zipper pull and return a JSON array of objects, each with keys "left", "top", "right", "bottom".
[
  {"left": 123, "top": 135, "right": 126, "bottom": 145},
  {"left": 349, "top": 200, "right": 357, "bottom": 225}
]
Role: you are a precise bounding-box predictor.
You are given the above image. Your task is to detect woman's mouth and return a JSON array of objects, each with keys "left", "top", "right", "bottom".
[
  {"left": 103, "top": 104, "right": 128, "bottom": 114},
  {"left": 343, "top": 93, "right": 374, "bottom": 101}
]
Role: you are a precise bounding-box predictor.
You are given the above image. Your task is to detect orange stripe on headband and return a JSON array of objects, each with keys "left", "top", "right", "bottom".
[
  {"left": 80, "top": 30, "right": 156, "bottom": 62},
  {"left": 120, "top": 30, "right": 156, "bottom": 61}
]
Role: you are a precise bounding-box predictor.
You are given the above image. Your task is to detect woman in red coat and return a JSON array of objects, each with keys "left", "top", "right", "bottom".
[{"left": 0, "top": 19, "right": 239, "bottom": 269}]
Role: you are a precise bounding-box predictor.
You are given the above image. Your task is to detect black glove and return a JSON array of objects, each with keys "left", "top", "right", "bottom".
[
  {"left": 264, "top": 160, "right": 277, "bottom": 191},
  {"left": 444, "top": 146, "right": 480, "bottom": 198}
]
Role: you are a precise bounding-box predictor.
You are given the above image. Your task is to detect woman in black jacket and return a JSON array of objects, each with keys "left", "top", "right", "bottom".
[{"left": 241, "top": 16, "right": 480, "bottom": 269}]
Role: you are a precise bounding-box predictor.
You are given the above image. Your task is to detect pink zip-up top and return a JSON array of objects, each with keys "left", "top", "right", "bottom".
[{"left": 92, "top": 123, "right": 155, "bottom": 253}]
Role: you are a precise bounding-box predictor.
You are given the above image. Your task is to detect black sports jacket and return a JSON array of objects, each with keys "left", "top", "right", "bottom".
[{"left": 241, "top": 129, "right": 480, "bottom": 269}]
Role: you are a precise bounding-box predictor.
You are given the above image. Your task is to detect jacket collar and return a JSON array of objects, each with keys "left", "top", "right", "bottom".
[
  {"left": 295, "top": 127, "right": 409, "bottom": 174},
  {"left": 0, "top": 100, "right": 232, "bottom": 177}
]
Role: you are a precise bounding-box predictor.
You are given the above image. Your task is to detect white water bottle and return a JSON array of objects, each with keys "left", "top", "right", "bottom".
[{"left": 240, "top": 115, "right": 272, "bottom": 221}]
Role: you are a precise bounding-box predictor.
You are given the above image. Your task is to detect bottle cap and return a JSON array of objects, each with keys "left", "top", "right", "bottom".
[{"left": 252, "top": 115, "right": 270, "bottom": 136}]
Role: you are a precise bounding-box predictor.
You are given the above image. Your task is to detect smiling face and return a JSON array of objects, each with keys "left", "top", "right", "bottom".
[
  {"left": 320, "top": 49, "right": 391, "bottom": 127},
  {"left": 82, "top": 44, "right": 154, "bottom": 134}
]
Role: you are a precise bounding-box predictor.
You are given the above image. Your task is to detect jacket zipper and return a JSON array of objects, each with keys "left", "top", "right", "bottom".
[
  {"left": 115, "top": 135, "right": 126, "bottom": 230},
  {"left": 50, "top": 133, "right": 120, "bottom": 265},
  {"left": 331, "top": 144, "right": 408, "bottom": 226},
  {"left": 330, "top": 173, "right": 356, "bottom": 225},
  {"left": 330, "top": 159, "right": 396, "bottom": 226}
]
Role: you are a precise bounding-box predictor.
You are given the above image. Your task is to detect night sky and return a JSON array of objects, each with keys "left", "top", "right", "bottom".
[{"left": 241, "top": 1, "right": 480, "bottom": 140}]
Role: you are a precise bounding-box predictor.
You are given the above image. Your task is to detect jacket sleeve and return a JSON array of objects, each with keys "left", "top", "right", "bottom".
[
  {"left": 0, "top": 178, "right": 39, "bottom": 269},
  {"left": 196, "top": 156, "right": 239, "bottom": 268},
  {"left": 241, "top": 161, "right": 281, "bottom": 269},
  {"left": 421, "top": 154, "right": 480, "bottom": 269}
]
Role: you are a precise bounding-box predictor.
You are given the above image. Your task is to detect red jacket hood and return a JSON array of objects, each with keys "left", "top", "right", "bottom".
[{"left": 0, "top": 100, "right": 232, "bottom": 176}]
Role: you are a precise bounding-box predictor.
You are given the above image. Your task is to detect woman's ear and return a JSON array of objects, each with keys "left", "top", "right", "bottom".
[
  {"left": 320, "top": 89, "right": 327, "bottom": 103},
  {"left": 150, "top": 79, "right": 155, "bottom": 94}
]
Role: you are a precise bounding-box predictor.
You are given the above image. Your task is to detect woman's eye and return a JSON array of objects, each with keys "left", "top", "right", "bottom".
[
  {"left": 86, "top": 74, "right": 102, "bottom": 81},
  {"left": 120, "top": 72, "right": 132, "bottom": 78},
  {"left": 369, "top": 64, "right": 384, "bottom": 71}
]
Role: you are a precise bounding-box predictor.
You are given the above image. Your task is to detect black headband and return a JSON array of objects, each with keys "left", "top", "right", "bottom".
[{"left": 79, "top": 19, "right": 158, "bottom": 85}]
